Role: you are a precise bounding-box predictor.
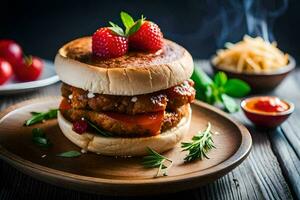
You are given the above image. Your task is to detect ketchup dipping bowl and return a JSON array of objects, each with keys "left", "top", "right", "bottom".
[{"left": 241, "top": 96, "right": 294, "bottom": 128}]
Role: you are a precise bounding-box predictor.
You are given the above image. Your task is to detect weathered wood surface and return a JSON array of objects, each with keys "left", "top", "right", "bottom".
[{"left": 0, "top": 60, "right": 298, "bottom": 199}]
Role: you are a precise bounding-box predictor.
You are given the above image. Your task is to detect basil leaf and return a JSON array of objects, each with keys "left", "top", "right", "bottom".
[
  {"left": 127, "top": 19, "right": 143, "bottom": 36},
  {"left": 192, "top": 67, "right": 214, "bottom": 101},
  {"left": 32, "top": 128, "right": 51, "bottom": 147},
  {"left": 120, "top": 11, "right": 135, "bottom": 31},
  {"left": 221, "top": 94, "right": 239, "bottom": 113},
  {"left": 25, "top": 109, "right": 58, "bottom": 126},
  {"left": 214, "top": 72, "right": 227, "bottom": 87},
  {"left": 57, "top": 151, "right": 81, "bottom": 158},
  {"left": 224, "top": 79, "right": 250, "bottom": 97},
  {"left": 86, "top": 119, "right": 112, "bottom": 137},
  {"left": 108, "top": 21, "right": 125, "bottom": 36}
]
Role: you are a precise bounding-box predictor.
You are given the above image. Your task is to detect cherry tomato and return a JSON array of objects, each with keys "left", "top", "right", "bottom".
[
  {"left": 0, "top": 40, "right": 23, "bottom": 68},
  {"left": 14, "top": 56, "right": 43, "bottom": 81},
  {"left": 0, "top": 58, "right": 13, "bottom": 85}
]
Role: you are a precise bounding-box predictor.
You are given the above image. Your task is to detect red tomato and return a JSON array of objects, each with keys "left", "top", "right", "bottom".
[
  {"left": 0, "top": 40, "right": 23, "bottom": 68},
  {"left": 0, "top": 58, "right": 13, "bottom": 85},
  {"left": 14, "top": 56, "right": 43, "bottom": 81},
  {"left": 59, "top": 98, "right": 72, "bottom": 110},
  {"left": 107, "top": 111, "right": 164, "bottom": 135}
]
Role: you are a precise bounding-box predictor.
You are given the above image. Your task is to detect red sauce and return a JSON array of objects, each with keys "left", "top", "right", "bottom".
[{"left": 245, "top": 97, "right": 289, "bottom": 113}]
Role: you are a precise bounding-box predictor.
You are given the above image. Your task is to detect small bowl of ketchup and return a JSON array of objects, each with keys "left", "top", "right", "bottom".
[{"left": 241, "top": 96, "right": 294, "bottom": 128}]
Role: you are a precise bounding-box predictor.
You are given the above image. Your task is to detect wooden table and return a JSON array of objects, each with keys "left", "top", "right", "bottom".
[{"left": 0, "top": 60, "right": 299, "bottom": 200}]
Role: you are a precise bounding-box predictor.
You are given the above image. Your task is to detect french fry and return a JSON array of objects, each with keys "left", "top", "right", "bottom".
[{"left": 213, "top": 35, "right": 289, "bottom": 73}]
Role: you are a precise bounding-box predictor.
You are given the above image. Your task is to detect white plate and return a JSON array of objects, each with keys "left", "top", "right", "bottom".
[{"left": 0, "top": 60, "right": 59, "bottom": 95}]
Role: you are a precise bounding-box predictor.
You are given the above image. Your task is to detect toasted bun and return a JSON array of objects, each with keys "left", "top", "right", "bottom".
[
  {"left": 54, "top": 37, "right": 194, "bottom": 95},
  {"left": 57, "top": 105, "right": 191, "bottom": 156}
]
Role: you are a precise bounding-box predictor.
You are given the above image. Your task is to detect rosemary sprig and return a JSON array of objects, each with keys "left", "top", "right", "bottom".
[
  {"left": 25, "top": 109, "right": 58, "bottom": 126},
  {"left": 142, "top": 147, "right": 173, "bottom": 177},
  {"left": 181, "top": 122, "right": 215, "bottom": 162}
]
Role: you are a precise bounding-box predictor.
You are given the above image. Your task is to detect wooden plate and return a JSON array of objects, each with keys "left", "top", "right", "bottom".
[{"left": 0, "top": 97, "right": 252, "bottom": 196}]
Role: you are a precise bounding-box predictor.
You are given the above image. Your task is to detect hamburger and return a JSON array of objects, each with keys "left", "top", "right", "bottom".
[{"left": 54, "top": 13, "right": 195, "bottom": 156}]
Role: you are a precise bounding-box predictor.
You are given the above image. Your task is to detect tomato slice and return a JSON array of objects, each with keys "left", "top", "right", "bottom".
[
  {"left": 59, "top": 98, "right": 72, "bottom": 111},
  {"left": 106, "top": 111, "right": 164, "bottom": 136}
]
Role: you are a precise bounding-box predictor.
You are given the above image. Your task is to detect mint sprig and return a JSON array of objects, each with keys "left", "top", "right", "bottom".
[
  {"left": 108, "top": 11, "right": 145, "bottom": 37},
  {"left": 191, "top": 67, "right": 250, "bottom": 113}
]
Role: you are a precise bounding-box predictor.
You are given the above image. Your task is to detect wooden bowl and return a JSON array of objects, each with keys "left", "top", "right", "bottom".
[
  {"left": 241, "top": 96, "right": 294, "bottom": 128},
  {"left": 211, "top": 56, "right": 296, "bottom": 93}
]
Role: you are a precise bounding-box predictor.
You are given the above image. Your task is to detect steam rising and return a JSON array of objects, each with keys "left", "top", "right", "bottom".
[{"left": 167, "top": 0, "right": 288, "bottom": 54}]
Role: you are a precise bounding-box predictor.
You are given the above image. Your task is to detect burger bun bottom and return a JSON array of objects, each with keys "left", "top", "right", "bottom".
[{"left": 57, "top": 105, "right": 191, "bottom": 156}]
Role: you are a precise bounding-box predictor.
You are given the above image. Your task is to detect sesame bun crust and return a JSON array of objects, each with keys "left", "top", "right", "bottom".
[
  {"left": 57, "top": 104, "right": 191, "bottom": 156},
  {"left": 54, "top": 37, "right": 194, "bottom": 96}
]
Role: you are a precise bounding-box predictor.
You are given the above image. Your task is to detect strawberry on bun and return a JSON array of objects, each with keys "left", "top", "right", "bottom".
[{"left": 55, "top": 12, "right": 195, "bottom": 156}]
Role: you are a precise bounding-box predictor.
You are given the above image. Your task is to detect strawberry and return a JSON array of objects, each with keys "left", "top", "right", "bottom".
[
  {"left": 128, "top": 21, "right": 163, "bottom": 52},
  {"left": 92, "top": 27, "right": 128, "bottom": 59}
]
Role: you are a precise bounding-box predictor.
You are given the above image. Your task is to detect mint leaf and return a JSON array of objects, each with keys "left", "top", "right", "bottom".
[
  {"left": 221, "top": 94, "right": 239, "bottom": 113},
  {"left": 127, "top": 19, "right": 143, "bottom": 36},
  {"left": 214, "top": 72, "right": 227, "bottom": 87},
  {"left": 57, "top": 151, "right": 81, "bottom": 158},
  {"left": 25, "top": 109, "right": 58, "bottom": 126},
  {"left": 32, "top": 128, "right": 51, "bottom": 148},
  {"left": 108, "top": 21, "right": 125, "bottom": 36},
  {"left": 224, "top": 79, "right": 250, "bottom": 97},
  {"left": 120, "top": 11, "right": 135, "bottom": 31}
]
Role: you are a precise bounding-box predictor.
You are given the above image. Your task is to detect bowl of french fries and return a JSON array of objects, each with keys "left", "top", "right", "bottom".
[{"left": 211, "top": 35, "right": 295, "bottom": 92}]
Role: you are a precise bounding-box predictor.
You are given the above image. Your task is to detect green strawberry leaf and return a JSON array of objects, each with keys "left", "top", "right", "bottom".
[
  {"left": 108, "top": 21, "right": 125, "bottom": 36},
  {"left": 221, "top": 94, "right": 239, "bottom": 113},
  {"left": 57, "top": 150, "right": 81, "bottom": 158},
  {"left": 214, "top": 72, "right": 227, "bottom": 87},
  {"left": 127, "top": 18, "right": 144, "bottom": 36},
  {"left": 120, "top": 11, "right": 135, "bottom": 31},
  {"left": 224, "top": 79, "right": 250, "bottom": 97}
]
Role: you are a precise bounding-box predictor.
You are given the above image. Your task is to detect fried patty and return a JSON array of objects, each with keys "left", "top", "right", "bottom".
[
  {"left": 60, "top": 102, "right": 189, "bottom": 137},
  {"left": 61, "top": 80, "right": 195, "bottom": 115}
]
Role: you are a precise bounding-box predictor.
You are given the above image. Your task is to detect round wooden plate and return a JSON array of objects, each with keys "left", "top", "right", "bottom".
[{"left": 0, "top": 97, "right": 252, "bottom": 196}]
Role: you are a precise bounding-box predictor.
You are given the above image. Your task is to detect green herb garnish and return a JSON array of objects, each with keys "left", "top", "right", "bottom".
[
  {"left": 181, "top": 123, "right": 215, "bottom": 162},
  {"left": 191, "top": 67, "right": 250, "bottom": 113},
  {"left": 32, "top": 128, "right": 51, "bottom": 148},
  {"left": 85, "top": 119, "right": 112, "bottom": 137},
  {"left": 142, "top": 147, "right": 173, "bottom": 177},
  {"left": 107, "top": 11, "right": 145, "bottom": 37},
  {"left": 57, "top": 150, "right": 81, "bottom": 158},
  {"left": 25, "top": 109, "right": 58, "bottom": 126}
]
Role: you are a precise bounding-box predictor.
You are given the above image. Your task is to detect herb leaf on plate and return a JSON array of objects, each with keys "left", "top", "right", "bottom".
[
  {"left": 142, "top": 147, "right": 173, "bottom": 177},
  {"left": 57, "top": 150, "right": 81, "bottom": 158},
  {"left": 25, "top": 109, "right": 58, "bottom": 126},
  {"left": 32, "top": 128, "right": 51, "bottom": 148},
  {"left": 181, "top": 122, "right": 215, "bottom": 162}
]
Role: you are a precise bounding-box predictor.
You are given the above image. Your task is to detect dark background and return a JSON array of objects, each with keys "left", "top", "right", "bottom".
[{"left": 1, "top": 0, "right": 299, "bottom": 62}]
